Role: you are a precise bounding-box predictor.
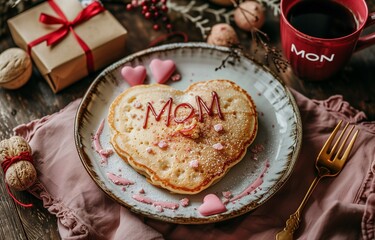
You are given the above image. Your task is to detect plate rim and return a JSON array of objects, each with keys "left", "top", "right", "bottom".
[{"left": 74, "top": 42, "right": 303, "bottom": 224}]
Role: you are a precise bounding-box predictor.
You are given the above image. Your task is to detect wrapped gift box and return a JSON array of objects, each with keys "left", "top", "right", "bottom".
[{"left": 7, "top": 0, "right": 127, "bottom": 93}]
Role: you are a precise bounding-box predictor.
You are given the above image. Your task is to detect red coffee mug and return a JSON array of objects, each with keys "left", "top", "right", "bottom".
[{"left": 280, "top": 0, "right": 375, "bottom": 81}]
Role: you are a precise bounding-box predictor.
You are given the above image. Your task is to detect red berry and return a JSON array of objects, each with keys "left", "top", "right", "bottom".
[
  {"left": 126, "top": 3, "right": 133, "bottom": 10},
  {"left": 131, "top": 0, "right": 138, "bottom": 7},
  {"left": 161, "top": 5, "right": 168, "bottom": 12},
  {"left": 153, "top": 24, "right": 160, "bottom": 30},
  {"left": 144, "top": 11, "right": 151, "bottom": 19},
  {"left": 131, "top": 0, "right": 170, "bottom": 31}
]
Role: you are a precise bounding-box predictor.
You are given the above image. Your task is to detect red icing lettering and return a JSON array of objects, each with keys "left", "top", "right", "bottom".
[
  {"left": 143, "top": 91, "right": 224, "bottom": 128},
  {"left": 174, "top": 103, "right": 195, "bottom": 123},
  {"left": 143, "top": 97, "right": 173, "bottom": 128},
  {"left": 195, "top": 91, "right": 223, "bottom": 122}
]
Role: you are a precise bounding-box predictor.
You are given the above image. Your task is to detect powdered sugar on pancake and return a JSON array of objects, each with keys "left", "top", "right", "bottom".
[{"left": 107, "top": 80, "right": 258, "bottom": 195}]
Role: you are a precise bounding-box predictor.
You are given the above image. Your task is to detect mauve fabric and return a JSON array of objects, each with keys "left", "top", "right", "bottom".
[{"left": 14, "top": 89, "right": 375, "bottom": 240}]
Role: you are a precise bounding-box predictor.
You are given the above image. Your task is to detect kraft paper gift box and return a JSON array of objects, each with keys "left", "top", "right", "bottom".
[{"left": 7, "top": 0, "right": 127, "bottom": 93}]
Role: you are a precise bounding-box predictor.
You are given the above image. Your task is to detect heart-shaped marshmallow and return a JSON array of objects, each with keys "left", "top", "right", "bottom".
[
  {"left": 149, "top": 58, "right": 176, "bottom": 84},
  {"left": 108, "top": 80, "right": 258, "bottom": 194},
  {"left": 121, "top": 65, "right": 146, "bottom": 86},
  {"left": 198, "top": 194, "right": 227, "bottom": 216}
]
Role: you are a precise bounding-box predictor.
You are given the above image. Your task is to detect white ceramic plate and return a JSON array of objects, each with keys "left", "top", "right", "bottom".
[{"left": 74, "top": 42, "right": 302, "bottom": 224}]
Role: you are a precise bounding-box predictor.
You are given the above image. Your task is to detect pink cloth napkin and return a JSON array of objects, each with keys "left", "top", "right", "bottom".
[{"left": 14, "top": 89, "right": 375, "bottom": 240}]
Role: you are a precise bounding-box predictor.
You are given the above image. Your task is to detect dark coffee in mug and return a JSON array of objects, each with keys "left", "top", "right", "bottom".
[
  {"left": 287, "top": 0, "right": 358, "bottom": 39},
  {"left": 280, "top": 0, "right": 375, "bottom": 80}
]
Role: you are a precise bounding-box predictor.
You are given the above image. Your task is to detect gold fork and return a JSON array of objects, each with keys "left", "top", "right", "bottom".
[{"left": 276, "top": 120, "right": 359, "bottom": 240}]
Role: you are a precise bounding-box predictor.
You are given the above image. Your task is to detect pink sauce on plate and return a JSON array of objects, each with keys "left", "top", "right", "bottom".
[
  {"left": 230, "top": 161, "right": 270, "bottom": 202},
  {"left": 107, "top": 172, "right": 134, "bottom": 186},
  {"left": 132, "top": 194, "right": 179, "bottom": 210},
  {"left": 93, "top": 119, "right": 113, "bottom": 164}
]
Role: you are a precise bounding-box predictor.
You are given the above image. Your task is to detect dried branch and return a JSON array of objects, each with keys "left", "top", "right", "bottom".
[
  {"left": 168, "top": 0, "right": 233, "bottom": 39},
  {"left": 215, "top": 43, "right": 243, "bottom": 71},
  {"left": 230, "top": 0, "right": 288, "bottom": 73}
]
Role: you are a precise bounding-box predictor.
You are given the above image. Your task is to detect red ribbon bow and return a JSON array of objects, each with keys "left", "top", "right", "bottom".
[
  {"left": 1, "top": 151, "right": 34, "bottom": 208},
  {"left": 28, "top": 0, "right": 105, "bottom": 73}
]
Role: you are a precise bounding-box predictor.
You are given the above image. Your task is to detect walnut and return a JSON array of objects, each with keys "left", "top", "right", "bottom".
[
  {"left": 0, "top": 136, "right": 37, "bottom": 191},
  {"left": 0, "top": 48, "right": 32, "bottom": 89}
]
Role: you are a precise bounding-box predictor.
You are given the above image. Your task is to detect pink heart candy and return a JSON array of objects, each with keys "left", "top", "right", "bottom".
[
  {"left": 198, "top": 194, "right": 227, "bottom": 216},
  {"left": 121, "top": 65, "right": 147, "bottom": 86},
  {"left": 149, "top": 59, "right": 176, "bottom": 84}
]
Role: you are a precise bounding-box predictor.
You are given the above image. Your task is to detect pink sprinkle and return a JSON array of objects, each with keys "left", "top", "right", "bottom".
[
  {"left": 214, "top": 124, "right": 223, "bottom": 132},
  {"left": 189, "top": 160, "right": 199, "bottom": 168},
  {"left": 138, "top": 188, "right": 145, "bottom": 194},
  {"left": 146, "top": 147, "right": 153, "bottom": 153},
  {"left": 222, "top": 191, "right": 232, "bottom": 199},
  {"left": 213, "top": 143, "right": 224, "bottom": 150},
  {"left": 155, "top": 205, "right": 164, "bottom": 212},
  {"left": 158, "top": 140, "right": 168, "bottom": 149},
  {"left": 251, "top": 144, "right": 265, "bottom": 154},
  {"left": 133, "top": 101, "right": 142, "bottom": 108},
  {"left": 180, "top": 198, "right": 190, "bottom": 207},
  {"left": 171, "top": 73, "right": 181, "bottom": 81}
]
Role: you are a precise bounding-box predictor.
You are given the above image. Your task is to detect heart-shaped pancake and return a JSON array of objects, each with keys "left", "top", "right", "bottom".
[{"left": 108, "top": 80, "right": 258, "bottom": 194}]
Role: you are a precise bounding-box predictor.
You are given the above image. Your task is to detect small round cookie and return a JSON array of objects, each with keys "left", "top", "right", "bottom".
[
  {"left": 0, "top": 48, "right": 32, "bottom": 89},
  {"left": 234, "top": 1, "right": 266, "bottom": 31},
  {"left": 207, "top": 23, "right": 239, "bottom": 47}
]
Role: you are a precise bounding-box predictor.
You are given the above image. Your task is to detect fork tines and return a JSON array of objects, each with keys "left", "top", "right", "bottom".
[{"left": 325, "top": 120, "right": 359, "bottom": 161}]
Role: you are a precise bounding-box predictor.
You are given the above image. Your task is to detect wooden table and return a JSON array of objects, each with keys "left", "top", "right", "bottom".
[{"left": 0, "top": 1, "right": 374, "bottom": 239}]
